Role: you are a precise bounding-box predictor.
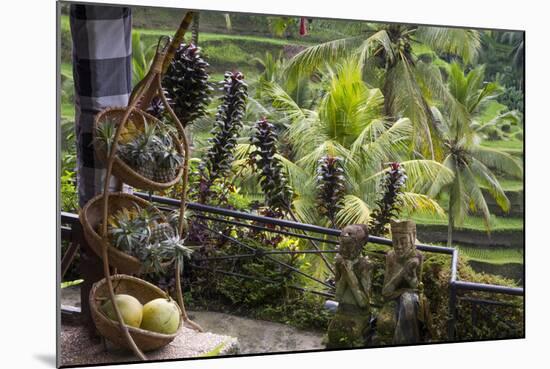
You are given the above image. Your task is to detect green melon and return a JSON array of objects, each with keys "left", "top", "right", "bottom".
[
  {"left": 100, "top": 294, "right": 143, "bottom": 328},
  {"left": 140, "top": 298, "right": 181, "bottom": 334}
]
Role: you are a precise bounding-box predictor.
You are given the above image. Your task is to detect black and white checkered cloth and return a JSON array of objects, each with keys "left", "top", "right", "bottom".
[{"left": 70, "top": 4, "right": 132, "bottom": 207}]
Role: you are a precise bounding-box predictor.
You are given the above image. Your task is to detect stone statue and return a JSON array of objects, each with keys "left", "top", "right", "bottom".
[
  {"left": 327, "top": 224, "right": 373, "bottom": 348},
  {"left": 381, "top": 219, "right": 432, "bottom": 344}
]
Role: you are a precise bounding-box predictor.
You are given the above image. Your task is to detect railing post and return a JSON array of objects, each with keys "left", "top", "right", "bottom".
[
  {"left": 75, "top": 220, "right": 104, "bottom": 337},
  {"left": 448, "top": 282, "right": 457, "bottom": 341}
]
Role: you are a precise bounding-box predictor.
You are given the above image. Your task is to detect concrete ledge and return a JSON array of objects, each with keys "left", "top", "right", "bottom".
[{"left": 60, "top": 323, "right": 239, "bottom": 367}]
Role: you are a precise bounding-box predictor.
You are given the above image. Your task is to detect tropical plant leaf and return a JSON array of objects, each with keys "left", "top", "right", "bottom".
[
  {"left": 284, "top": 37, "right": 363, "bottom": 81},
  {"left": 401, "top": 192, "right": 446, "bottom": 217},
  {"left": 336, "top": 195, "right": 371, "bottom": 227},
  {"left": 472, "top": 146, "right": 523, "bottom": 178},
  {"left": 470, "top": 157, "right": 511, "bottom": 212},
  {"left": 415, "top": 27, "right": 481, "bottom": 64}
]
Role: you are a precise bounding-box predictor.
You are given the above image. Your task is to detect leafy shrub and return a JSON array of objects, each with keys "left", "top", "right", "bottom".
[{"left": 61, "top": 170, "right": 78, "bottom": 213}]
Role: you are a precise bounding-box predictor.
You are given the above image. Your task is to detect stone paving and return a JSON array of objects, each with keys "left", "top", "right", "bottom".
[{"left": 60, "top": 285, "right": 326, "bottom": 365}]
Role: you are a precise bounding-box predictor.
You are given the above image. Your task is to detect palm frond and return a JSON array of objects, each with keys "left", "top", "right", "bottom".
[
  {"left": 284, "top": 37, "right": 362, "bottom": 82},
  {"left": 470, "top": 157, "right": 511, "bottom": 212},
  {"left": 415, "top": 27, "right": 481, "bottom": 64},
  {"left": 245, "top": 97, "right": 272, "bottom": 121},
  {"left": 318, "top": 58, "right": 384, "bottom": 147},
  {"left": 472, "top": 146, "right": 523, "bottom": 178},
  {"left": 475, "top": 110, "right": 521, "bottom": 133},
  {"left": 462, "top": 166, "right": 491, "bottom": 231},
  {"left": 384, "top": 58, "right": 439, "bottom": 159},
  {"left": 262, "top": 82, "right": 309, "bottom": 123},
  {"left": 355, "top": 118, "right": 413, "bottom": 169},
  {"left": 275, "top": 154, "right": 314, "bottom": 195},
  {"left": 401, "top": 192, "right": 446, "bottom": 217},
  {"left": 356, "top": 29, "right": 395, "bottom": 65},
  {"left": 427, "top": 155, "right": 455, "bottom": 197},
  {"left": 336, "top": 195, "right": 371, "bottom": 227},
  {"left": 362, "top": 159, "right": 454, "bottom": 195},
  {"left": 292, "top": 197, "right": 320, "bottom": 226},
  {"left": 233, "top": 143, "right": 254, "bottom": 161},
  {"left": 296, "top": 140, "right": 359, "bottom": 174}
]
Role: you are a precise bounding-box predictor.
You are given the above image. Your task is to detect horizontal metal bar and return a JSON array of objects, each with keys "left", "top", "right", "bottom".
[
  {"left": 459, "top": 296, "right": 521, "bottom": 308},
  {"left": 195, "top": 249, "right": 340, "bottom": 262},
  {"left": 61, "top": 226, "right": 72, "bottom": 241},
  {"left": 194, "top": 214, "right": 340, "bottom": 245},
  {"left": 194, "top": 221, "right": 335, "bottom": 289},
  {"left": 136, "top": 193, "right": 456, "bottom": 254},
  {"left": 191, "top": 264, "right": 335, "bottom": 298},
  {"left": 452, "top": 280, "right": 524, "bottom": 296},
  {"left": 139, "top": 192, "right": 343, "bottom": 236},
  {"left": 61, "top": 211, "right": 79, "bottom": 224}
]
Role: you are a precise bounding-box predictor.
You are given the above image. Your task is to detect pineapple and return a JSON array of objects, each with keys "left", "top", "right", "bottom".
[
  {"left": 105, "top": 207, "right": 150, "bottom": 254},
  {"left": 154, "top": 147, "right": 183, "bottom": 182},
  {"left": 152, "top": 128, "right": 184, "bottom": 183},
  {"left": 119, "top": 120, "right": 139, "bottom": 144},
  {"left": 149, "top": 222, "right": 176, "bottom": 245},
  {"left": 119, "top": 121, "right": 159, "bottom": 179}
]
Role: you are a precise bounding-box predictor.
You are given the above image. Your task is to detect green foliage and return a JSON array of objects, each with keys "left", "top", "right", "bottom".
[
  {"left": 267, "top": 16, "right": 298, "bottom": 38},
  {"left": 499, "top": 85, "right": 524, "bottom": 113},
  {"left": 379, "top": 251, "right": 521, "bottom": 341},
  {"left": 131, "top": 31, "right": 156, "bottom": 86},
  {"left": 428, "top": 62, "right": 523, "bottom": 242},
  {"left": 284, "top": 24, "right": 483, "bottom": 158},
  {"left": 60, "top": 169, "right": 78, "bottom": 212},
  {"left": 458, "top": 245, "right": 523, "bottom": 265},
  {"left": 188, "top": 233, "right": 330, "bottom": 330},
  {"left": 453, "top": 258, "right": 524, "bottom": 340},
  {"left": 61, "top": 279, "right": 84, "bottom": 289}
]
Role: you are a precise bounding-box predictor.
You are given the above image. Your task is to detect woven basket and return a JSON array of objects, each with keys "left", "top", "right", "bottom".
[
  {"left": 93, "top": 107, "right": 184, "bottom": 192},
  {"left": 79, "top": 192, "right": 168, "bottom": 274},
  {"left": 90, "top": 274, "right": 182, "bottom": 352}
]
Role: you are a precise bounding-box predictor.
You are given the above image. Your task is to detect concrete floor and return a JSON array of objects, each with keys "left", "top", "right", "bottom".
[{"left": 60, "top": 285, "right": 325, "bottom": 365}]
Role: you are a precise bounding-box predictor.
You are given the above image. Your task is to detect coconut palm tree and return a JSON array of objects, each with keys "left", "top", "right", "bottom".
[
  {"left": 428, "top": 62, "right": 523, "bottom": 246},
  {"left": 236, "top": 56, "right": 453, "bottom": 228},
  {"left": 284, "top": 23, "right": 481, "bottom": 159}
]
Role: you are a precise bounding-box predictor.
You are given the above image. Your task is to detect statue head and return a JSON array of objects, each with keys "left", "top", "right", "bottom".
[
  {"left": 390, "top": 220, "right": 416, "bottom": 258},
  {"left": 339, "top": 224, "right": 369, "bottom": 259}
]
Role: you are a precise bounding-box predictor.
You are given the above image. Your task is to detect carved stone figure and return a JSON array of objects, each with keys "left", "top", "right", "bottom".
[
  {"left": 381, "top": 220, "right": 432, "bottom": 344},
  {"left": 327, "top": 224, "right": 373, "bottom": 348}
]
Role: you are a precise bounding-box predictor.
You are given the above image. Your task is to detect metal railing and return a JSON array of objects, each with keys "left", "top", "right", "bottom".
[{"left": 60, "top": 192, "right": 524, "bottom": 340}]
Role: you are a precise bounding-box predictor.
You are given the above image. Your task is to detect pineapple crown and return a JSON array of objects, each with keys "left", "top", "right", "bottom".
[
  {"left": 117, "top": 120, "right": 184, "bottom": 177},
  {"left": 106, "top": 205, "right": 158, "bottom": 253},
  {"left": 106, "top": 206, "right": 194, "bottom": 277},
  {"left": 163, "top": 43, "right": 213, "bottom": 126},
  {"left": 94, "top": 119, "right": 116, "bottom": 155}
]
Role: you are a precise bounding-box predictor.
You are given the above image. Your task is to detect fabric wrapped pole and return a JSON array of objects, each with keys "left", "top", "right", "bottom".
[{"left": 70, "top": 4, "right": 133, "bottom": 207}]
